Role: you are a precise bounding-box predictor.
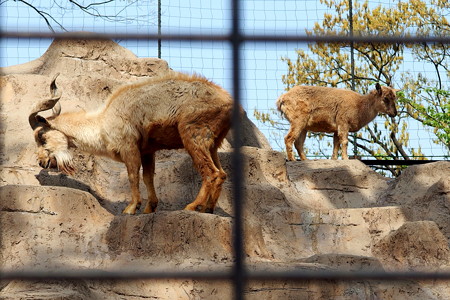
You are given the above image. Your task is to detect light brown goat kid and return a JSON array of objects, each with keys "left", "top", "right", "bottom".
[
  {"left": 29, "top": 72, "right": 233, "bottom": 215},
  {"left": 277, "top": 83, "right": 398, "bottom": 161}
]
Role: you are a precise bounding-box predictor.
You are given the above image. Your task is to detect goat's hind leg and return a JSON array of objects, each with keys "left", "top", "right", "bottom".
[
  {"left": 294, "top": 130, "right": 308, "bottom": 161},
  {"left": 142, "top": 152, "right": 159, "bottom": 213},
  {"left": 339, "top": 130, "right": 350, "bottom": 160},
  {"left": 182, "top": 128, "right": 223, "bottom": 213},
  {"left": 333, "top": 128, "right": 349, "bottom": 160},
  {"left": 285, "top": 119, "right": 306, "bottom": 161},
  {"left": 204, "top": 148, "right": 227, "bottom": 213},
  {"left": 184, "top": 151, "right": 222, "bottom": 213},
  {"left": 332, "top": 133, "right": 340, "bottom": 160}
]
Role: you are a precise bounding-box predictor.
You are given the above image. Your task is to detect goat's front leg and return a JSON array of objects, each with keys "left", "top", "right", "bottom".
[{"left": 122, "top": 153, "right": 142, "bottom": 215}]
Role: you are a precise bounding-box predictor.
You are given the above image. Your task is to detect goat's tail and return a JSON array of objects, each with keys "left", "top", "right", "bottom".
[{"left": 276, "top": 94, "right": 286, "bottom": 116}]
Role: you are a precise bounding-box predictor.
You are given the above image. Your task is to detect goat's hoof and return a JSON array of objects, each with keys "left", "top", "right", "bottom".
[
  {"left": 143, "top": 206, "right": 156, "bottom": 214},
  {"left": 184, "top": 206, "right": 194, "bottom": 211},
  {"left": 184, "top": 204, "right": 198, "bottom": 212},
  {"left": 286, "top": 153, "right": 296, "bottom": 161},
  {"left": 122, "top": 205, "right": 137, "bottom": 215}
]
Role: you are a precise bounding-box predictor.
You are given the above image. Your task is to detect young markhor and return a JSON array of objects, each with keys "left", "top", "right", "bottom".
[{"left": 277, "top": 83, "right": 398, "bottom": 161}]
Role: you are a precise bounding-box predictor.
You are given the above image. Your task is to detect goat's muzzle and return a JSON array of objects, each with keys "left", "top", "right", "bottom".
[
  {"left": 39, "top": 157, "right": 57, "bottom": 170},
  {"left": 389, "top": 108, "right": 398, "bottom": 118}
]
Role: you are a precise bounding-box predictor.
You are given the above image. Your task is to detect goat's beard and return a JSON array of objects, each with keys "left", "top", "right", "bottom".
[{"left": 54, "top": 150, "right": 76, "bottom": 175}]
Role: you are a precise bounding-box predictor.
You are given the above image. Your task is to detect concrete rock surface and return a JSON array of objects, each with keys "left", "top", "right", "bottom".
[
  {"left": 1, "top": 39, "right": 449, "bottom": 299},
  {"left": 372, "top": 221, "right": 450, "bottom": 272}
]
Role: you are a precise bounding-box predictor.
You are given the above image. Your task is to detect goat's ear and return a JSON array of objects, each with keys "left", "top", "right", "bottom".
[{"left": 375, "top": 83, "right": 382, "bottom": 95}]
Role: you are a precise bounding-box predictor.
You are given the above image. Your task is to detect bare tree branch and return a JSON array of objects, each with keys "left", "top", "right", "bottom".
[
  {"left": 390, "top": 131, "right": 410, "bottom": 160},
  {"left": 70, "top": 0, "right": 114, "bottom": 10},
  {"left": 13, "top": 0, "right": 67, "bottom": 32},
  {"left": 365, "top": 126, "right": 397, "bottom": 159},
  {"left": 5, "top": 0, "right": 156, "bottom": 32}
]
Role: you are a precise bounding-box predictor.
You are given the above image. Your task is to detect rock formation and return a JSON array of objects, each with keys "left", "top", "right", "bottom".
[{"left": 0, "top": 38, "right": 449, "bottom": 299}]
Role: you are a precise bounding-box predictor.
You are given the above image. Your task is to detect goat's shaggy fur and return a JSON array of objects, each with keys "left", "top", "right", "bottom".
[
  {"left": 277, "top": 83, "right": 398, "bottom": 161},
  {"left": 30, "top": 72, "right": 233, "bottom": 214}
]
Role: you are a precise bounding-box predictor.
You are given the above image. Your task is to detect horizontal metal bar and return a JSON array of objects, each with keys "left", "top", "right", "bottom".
[
  {"left": 1, "top": 31, "right": 450, "bottom": 44},
  {"left": 0, "top": 270, "right": 233, "bottom": 281},
  {"left": 360, "top": 159, "right": 444, "bottom": 166},
  {"left": 1, "top": 269, "right": 450, "bottom": 282},
  {"left": 0, "top": 31, "right": 228, "bottom": 42},
  {"left": 248, "top": 270, "right": 450, "bottom": 282}
]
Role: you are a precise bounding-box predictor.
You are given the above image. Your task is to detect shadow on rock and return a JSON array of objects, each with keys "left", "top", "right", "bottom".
[{"left": 36, "top": 169, "right": 124, "bottom": 215}]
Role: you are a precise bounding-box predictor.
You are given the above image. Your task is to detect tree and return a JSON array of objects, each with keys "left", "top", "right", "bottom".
[
  {"left": 401, "top": 0, "right": 450, "bottom": 150},
  {"left": 255, "top": 0, "right": 449, "bottom": 176}
]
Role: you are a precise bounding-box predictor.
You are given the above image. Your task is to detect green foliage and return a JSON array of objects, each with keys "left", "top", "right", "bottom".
[{"left": 399, "top": 88, "right": 450, "bottom": 148}]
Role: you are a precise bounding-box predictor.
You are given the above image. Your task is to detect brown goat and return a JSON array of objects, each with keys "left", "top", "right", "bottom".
[
  {"left": 276, "top": 83, "right": 398, "bottom": 161},
  {"left": 29, "top": 72, "right": 233, "bottom": 214}
]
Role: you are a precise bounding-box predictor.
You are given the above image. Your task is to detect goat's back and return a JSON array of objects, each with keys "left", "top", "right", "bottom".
[
  {"left": 277, "top": 85, "right": 362, "bottom": 113},
  {"left": 280, "top": 84, "right": 361, "bottom": 105},
  {"left": 103, "top": 72, "right": 233, "bottom": 122},
  {"left": 91, "top": 72, "right": 233, "bottom": 152},
  {"left": 277, "top": 85, "right": 365, "bottom": 132}
]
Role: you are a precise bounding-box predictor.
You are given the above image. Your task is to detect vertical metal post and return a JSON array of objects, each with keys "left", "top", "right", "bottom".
[
  {"left": 231, "top": 0, "right": 245, "bottom": 299},
  {"left": 349, "top": 0, "right": 355, "bottom": 92},
  {"left": 157, "top": 0, "right": 162, "bottom": 59},
  {"left": 349, "top": 0, "right": 358, "bottom": 157}
]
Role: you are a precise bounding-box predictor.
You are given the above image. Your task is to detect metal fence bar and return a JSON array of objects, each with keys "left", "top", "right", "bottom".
[
  {"left": 1, "top": 2, "right": 450, "bottom": 297},
  {"left": 0, "top": 270, "right": 233, "bottom": 281},
  {"left": 2, "top": 31, "right": 450, "bottom": 44},
  {"left": 2, "top": 269, "right": 450, "bottom": 282},
  {"left": 248, "top": 270, "right": 450, "bottom": 282},
  {"left": 348, "top": 0, "right": 359, "bottom": 158},
  {"left": 157, "top": 0, "right": 162, "bottom": 59},
  {"left": 230, "top": 0, "right": 245, "bottom": 299},
  {"left": 360, "top": 159, "right": 443, "bottom": 166}
]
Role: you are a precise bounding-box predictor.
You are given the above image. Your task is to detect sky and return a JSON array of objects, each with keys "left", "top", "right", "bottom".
[{"left": 0, "top": 0, "right": 448, "bottom": 159}]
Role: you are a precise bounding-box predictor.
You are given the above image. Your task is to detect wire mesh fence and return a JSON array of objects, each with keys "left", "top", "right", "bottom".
[
  {"left": 2, "top": 0, "right": 449, "bottom": 163},
  {"left": 1, "top": 0, "right": 450, "bottom": 299}
]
